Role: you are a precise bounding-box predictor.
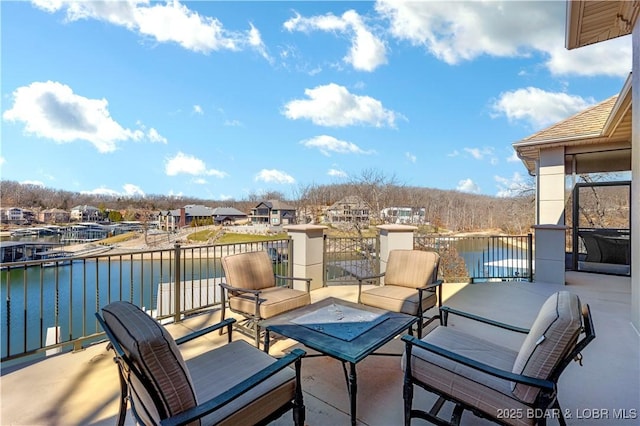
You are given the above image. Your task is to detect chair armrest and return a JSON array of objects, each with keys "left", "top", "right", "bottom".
[
  {"left": 159, "top": 348, "right": 307, "bottom": 426},
  {"left": 439, "top": 306, "right": 530, "bottom": 333},
  {"left": 275, "top": 275, "right": 312, "bottom": 292},
  {"left": 219, "top": 282, "right": 262, "bottom": 296},
  {"left": 402, "top": 335, "right": 554, "bottom": 391},
  {"left": 357, "top": 273, "right": 385, "bottom": 284},
  {"left": 356, "top": 273, "right": 386, "bottom": 303},
  {"left": 174, "top": 318, "right": 236, "bottom": 345},
  {"left": 417, "top": 279, "right": 443, "bottom": 291}
]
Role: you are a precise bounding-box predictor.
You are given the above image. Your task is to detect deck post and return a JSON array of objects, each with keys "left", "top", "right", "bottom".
[{"left": 284, "top": 225, "right": 327, "bottom": 291}]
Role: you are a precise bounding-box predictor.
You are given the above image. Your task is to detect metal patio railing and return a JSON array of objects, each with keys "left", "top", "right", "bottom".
[
  {"left": 414, "top": 234, "right": 533, "bottom": 282},
  {"left": 1, "top": 239, "right": 292, "bottom": 362}
]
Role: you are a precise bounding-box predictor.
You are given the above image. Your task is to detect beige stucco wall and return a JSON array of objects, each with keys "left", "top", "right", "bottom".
[{"left": 631, "top": 22, "right": 639, "bottom": 332}]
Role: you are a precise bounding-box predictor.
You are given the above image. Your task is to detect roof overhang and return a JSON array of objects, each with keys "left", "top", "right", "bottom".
[{"left": 566, "top": 0, "right": 639, "bottom": 49}]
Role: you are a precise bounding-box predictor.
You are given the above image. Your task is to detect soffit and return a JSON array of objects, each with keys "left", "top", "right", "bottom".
[{"left": 566, "top": 0, "right": 639, "bottom": 49}]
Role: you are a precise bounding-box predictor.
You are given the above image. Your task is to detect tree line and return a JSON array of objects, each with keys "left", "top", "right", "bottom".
[{"left": 1, "top": 172, "right": 536, "bottom": 234}]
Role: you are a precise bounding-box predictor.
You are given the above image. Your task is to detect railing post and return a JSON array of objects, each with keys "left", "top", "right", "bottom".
[
  {"left": 173, "top": 243, "right": 181, "bottom": 323},
  {"left": 527, "top": 233, "right": 533, "bottom": 282},
  {"left": 284, "top": 225, "right": 327, "bottom": 291}
]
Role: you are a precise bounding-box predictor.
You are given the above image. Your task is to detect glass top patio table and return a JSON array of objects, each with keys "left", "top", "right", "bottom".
[
  {"left": 260, "top": 297, "right": 417, "bottom": 426},
  {"left": 260, "top": 297, "right": 417, "bottom": 363}
]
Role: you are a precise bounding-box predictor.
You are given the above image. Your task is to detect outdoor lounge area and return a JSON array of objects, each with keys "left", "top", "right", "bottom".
[{"left": 1, "top": 271, "right": 637, "bottom": 425}]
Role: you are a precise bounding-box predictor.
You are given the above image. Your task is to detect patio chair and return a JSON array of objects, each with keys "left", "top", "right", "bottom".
[
  {"left": 357, "top": 249, "right": 442, "bottom": 338},
  {"left": 96, "top": 301, "right": 306, "bottom": 426},
  {"left": 220, "top": 250, "right": 311, "bottom": 347},
  {"left": 402, "top": 290, "right": 595, "bottom": 426}
]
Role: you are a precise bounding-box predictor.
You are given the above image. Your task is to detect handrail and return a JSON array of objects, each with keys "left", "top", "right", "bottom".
[{"left": 1, "top": 239, "right": 291, "bottom": 363}]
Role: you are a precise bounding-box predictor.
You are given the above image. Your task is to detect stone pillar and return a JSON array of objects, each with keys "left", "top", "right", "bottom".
[
  {"left": 377, "top": 224, "right": 417, "bottom": 284},
  {"left": 285, "top": 224, "right": 327, "bottom": 291},
  {"left": 535, "top": 147, "right": 567, "bottom": 285}
]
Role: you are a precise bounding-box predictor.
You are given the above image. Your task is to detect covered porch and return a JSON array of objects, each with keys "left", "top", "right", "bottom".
[{"left": 2, "top": 272, "right": 637, "bottom": 425}]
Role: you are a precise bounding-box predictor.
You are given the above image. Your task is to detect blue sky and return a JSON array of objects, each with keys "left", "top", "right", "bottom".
[{"left": 1, "top": 1, "right": 632, "bottom": 201}]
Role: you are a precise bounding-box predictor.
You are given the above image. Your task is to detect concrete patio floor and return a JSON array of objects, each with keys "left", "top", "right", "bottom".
[{"left": 1, "top": 271, "right": 638, "bottom": 425}]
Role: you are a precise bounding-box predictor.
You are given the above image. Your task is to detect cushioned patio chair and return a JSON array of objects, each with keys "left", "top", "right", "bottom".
[
  {"left": 402, "top": 291, "right": 595, "bottom": 426},
  {"left": 220, "top": 250, "right": 311, "bottom": 347},
  {"left": 357, "top": 249, "right": 442, "bottom": 338},
  {"left": 96, "top": 301, "right": 306, "bottom": 426}
]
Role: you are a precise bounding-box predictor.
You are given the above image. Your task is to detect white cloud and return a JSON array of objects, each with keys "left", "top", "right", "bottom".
[
  {"left": 165, "top": 152, "right": 227, "bottom": 177},
  {"left": 301, "top": 135, "right": 373, "bottom": 156},
  {"left": 284, "top": 83, "right": 398, "bottom": 127},
  {"left": 32, "top": 0, "right": 269, "bottom": 58},
  {"left": 81, "top": 183, "right": 144, "bottom": 197},
  {"left": 219, "top": 193, "right": 234, "bottom": 201},
  {"left": 464, "top": 147, "right": 496, "bottom": 163},
  {"left": 123, "top": 184, "right": 145, "bottom": 197},
  {"left": 507, "top": 150, "right": 520, "bottom": 163},
  {"left": 193, "top": 178, "right": 208, "bottom": 185},
  {"left": 193, "top": 105, "right": 203, "bottom": 115},
  {"left": 405, "top": 152, "right": 416, "bottom": 163},
  {"left": 491, "top": 87, "right": 595, "bottom": 129},
  {"left": 328, "top": 168, "right": 348, "bottom": 178},
  {"left": 0, "top": 156, "right": 5, "bottom": 166},
  {"left": 447, "top": 150, "right": 459, "bottom": 157},
  {"left": 284, "top": 10, "right": 387, "bottom": 72},
  {"left": 374, "top": 0, "right": 630, "bottom": 77},
  {"left": 147, "top": 128, "right": 167, "bottom": 144},
  {"left": 20, "top": 180, "right": 45, "bottom": 187},
  {"left": 3, "top": 81, "right": 144, "bottom": 153},
  {"left": 224, "top": 119, "right": 242, "bottom": 127},
  {"left": 495, "top": 172, "right": 532, "bottom": 197},
  {"left": 254, "top": 169, "right": 295, "bottom": 184},
  {"left": 456, "top": 178, "right": 480, "bottom": 194}
]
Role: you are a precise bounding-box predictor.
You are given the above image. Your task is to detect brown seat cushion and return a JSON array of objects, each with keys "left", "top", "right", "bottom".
[
  {"left": 384, "top": 250, "right": 439, "bottom": 288},
  {"left": 360, "top": 285, "right": 436, "bottom": 315},
  {"left": 222, "top": 251, "right": 276, "bottom": 291},
  {"left": 102, "top": 301, "right": 198, "bottom": 426},
  {"left": 511, "top": 291, "right": 582, "bottom": 403},
  {"left": 229, "top": 287, "right": 310, "bottom": 319}
]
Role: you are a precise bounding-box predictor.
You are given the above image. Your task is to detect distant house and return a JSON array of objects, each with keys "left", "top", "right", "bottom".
[
  {"left": 70, "top": 205, "right": 101, "bottom": 222},
  {"left": 325, "top": 196, "right": 370, "bottom": 224},
  {"left": 39, "top": 208, "right": 70, "bottom": 224},
  {"left": 211, "top": 207, "right": 248, "bottom": 225},
  {"left": 0, "top": 207, "right": 35, "bottom": 225},
  {"left": 249, "top": 200, "right": 297, "bottom": 226},
  {"left": 381, "top": 207, "right": 426, "bottom": 225},
  {"left": 157, "top": 204, "right": 216, "bottom": 230}
]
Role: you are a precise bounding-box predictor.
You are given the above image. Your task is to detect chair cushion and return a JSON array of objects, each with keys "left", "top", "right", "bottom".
[
  {"left": 384, "top": 250, "right": 439, "bottom": 288},
  {"left": 361, "top": 285, "right": 436, "bottom": 315},
  {"left": 229, "top": 287, "right": 310, "bottom": 319},
  {"left": 404, "top": 326, "right": 534, "bottom": 426},
  {"left": 188, "top": 340, "right": 297, "bottom": 426},
  {"left": 511, "top": 291, "right": 582, "bottom": 403},
  {"left": 102, "top": 301, "right": 198, "bottom": 426},
  {"left": 222, "top": 251, "right": 275, "bottom": 291}
]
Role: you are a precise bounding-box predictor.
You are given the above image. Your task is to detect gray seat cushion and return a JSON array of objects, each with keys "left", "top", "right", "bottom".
[
  {"left": 404, "top": 326, "right": 534, "bottom": 426},
  {"left": 189, "top": 340, "right": 296, "bottom": 426},
  {"left": 512, "top": 291, "right": 582, "bottom": 403},
  {"left": 102, "top": 301, "right": 198, "bottom": 426}
]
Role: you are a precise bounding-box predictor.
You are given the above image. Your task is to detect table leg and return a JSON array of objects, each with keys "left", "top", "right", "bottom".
[
  {"left": 264, "top": 329, "right": 270, "bottom": 353},
  {"left": 349, "top": 362, "right": 357, "bottom": 426}
]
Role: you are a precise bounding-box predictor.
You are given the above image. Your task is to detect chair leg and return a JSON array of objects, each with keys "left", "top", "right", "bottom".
[
  {"left": 403, "top": 344, "right": 414, "bottom": 426},
  {"left": 255, "top": 323, "right": 261, "bottom": 348},
  {"left": 116, "top": 366, "right": 128, "bottom": 426},
  {"left": 293, "top": 357, "right": 305, "bottom": 426},
  {"left": 219, "top": 297, "right": 227, "bottom": 336}
]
